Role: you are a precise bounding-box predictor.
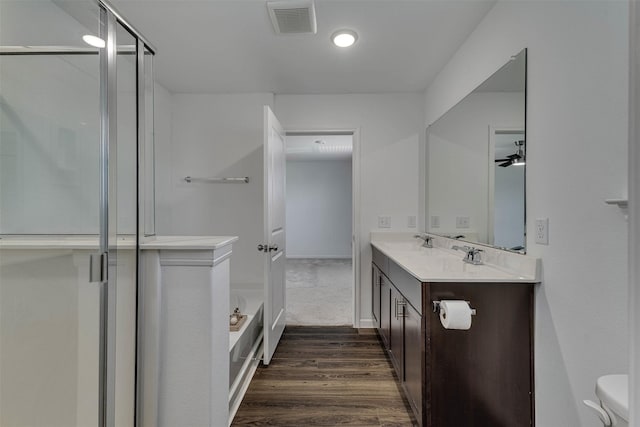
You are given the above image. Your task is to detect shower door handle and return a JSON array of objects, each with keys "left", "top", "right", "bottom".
[{"left": 89, "top": 252, "right": 108, "bottom": 283}]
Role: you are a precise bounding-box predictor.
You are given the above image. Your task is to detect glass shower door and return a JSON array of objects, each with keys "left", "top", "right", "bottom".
[
  {"left": 0, "top": 1, "right": 154, "bottom": 425},
  {"left": 0, "top": 1, "right": 104, "bottom": 426}
]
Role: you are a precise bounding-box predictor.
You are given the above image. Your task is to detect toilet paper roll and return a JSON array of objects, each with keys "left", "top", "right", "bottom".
[{"left": 439, "top": 300, "right": 473, "bottom": 330}]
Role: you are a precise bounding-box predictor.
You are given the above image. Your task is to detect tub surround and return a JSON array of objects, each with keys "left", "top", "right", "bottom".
[
  {"left": 370, "top": 231, "right": 540, "bottom": 283},
  {"left": 0, "top": 235, "right": 236, "bottom": 249},
  {"left": 140, "top": 235, "right": 237, "bottom": 250},
  {"left": 139, "top": 235, "right": 237, "bottom": 427},
  {"left": 370, "top": 231, "right": 540, "bottom": 426},
  {"left": 1, "top": 235, "right": 239, "bottom": 427}
]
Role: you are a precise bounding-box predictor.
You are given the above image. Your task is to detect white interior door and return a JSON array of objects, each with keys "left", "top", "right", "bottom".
[{"left": 262, "top": 105, "right": 287, "bottom": 365}]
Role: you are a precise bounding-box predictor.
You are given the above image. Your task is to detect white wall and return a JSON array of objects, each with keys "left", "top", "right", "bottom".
[
  {"left": 427, "top": 92, "right": 524, "bottom": 242},
  {"left": 286, "top": 159, "right": 352, "bottom": 258},
  {"left": 424, "top": 2, "right": 629, "bottom": 426},
  {"left": 156, "top": 93, "right": 274, "bottom": 288},
  {"left": 275, "top": 94, "right": 425, "bottom": 326},
  {"left": 157, "top": 92, "right": 422, "bottom": 322}
]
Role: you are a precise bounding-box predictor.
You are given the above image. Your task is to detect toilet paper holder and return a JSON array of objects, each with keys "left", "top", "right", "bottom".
[{"left": 432, "top": 300, "right": 477, "bottom": 316}]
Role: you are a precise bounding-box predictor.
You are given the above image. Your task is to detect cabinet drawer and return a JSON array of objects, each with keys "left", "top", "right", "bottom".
[
  {"left": 389, "top": 260, "right": 421, "bottom": 315},
  {"left": 372, "top": 246, "right": 389, "bottom": 276}
]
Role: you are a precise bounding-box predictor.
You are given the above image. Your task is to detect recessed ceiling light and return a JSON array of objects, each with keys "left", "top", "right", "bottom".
[
  {"left": 82, "top": 34, "right": 105, "bottom": 48},
  {"left": 331, "top": 30, "right": 357, "bottom": 48}
]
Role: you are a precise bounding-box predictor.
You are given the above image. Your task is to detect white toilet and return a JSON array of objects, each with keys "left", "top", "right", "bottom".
[{"left": 584, "top": 374, "right": 629, "bottom": 426}]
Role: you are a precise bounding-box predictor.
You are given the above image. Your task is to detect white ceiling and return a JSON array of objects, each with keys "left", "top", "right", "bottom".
[
  {"left": 110, "top": 0, "right": 495, "bottom": 94},
  {"left": 286, "top": 134, "right": 353, "bottom": 160}
]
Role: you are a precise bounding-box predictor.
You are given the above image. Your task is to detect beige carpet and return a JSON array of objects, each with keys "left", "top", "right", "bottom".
[{"left": 285, "top": 258, "right": 352, "bottom": 326}]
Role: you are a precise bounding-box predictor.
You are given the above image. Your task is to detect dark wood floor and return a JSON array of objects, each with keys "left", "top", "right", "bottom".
[{"left": 232, "top": 326, "right": 417, "bottom": 426}]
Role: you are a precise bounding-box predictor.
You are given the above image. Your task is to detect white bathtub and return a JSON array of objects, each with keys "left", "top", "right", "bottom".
[{"left": 228, "top": 286, "right": 263, "bottom": 425}]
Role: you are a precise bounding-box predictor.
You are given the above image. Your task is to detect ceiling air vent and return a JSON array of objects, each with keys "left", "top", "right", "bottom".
[{"left": 267, "top": 0, "right": 317, "bottom": 35}]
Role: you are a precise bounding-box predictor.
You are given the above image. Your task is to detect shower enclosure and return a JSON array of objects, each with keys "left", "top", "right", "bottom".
[{"left": 0, "top": 0, "right": 154, "bottom": 425}]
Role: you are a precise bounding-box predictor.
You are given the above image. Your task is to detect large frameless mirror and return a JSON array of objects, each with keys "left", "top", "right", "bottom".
[{"left": 426, "top": 49, "right": 527, "bottom": 253}]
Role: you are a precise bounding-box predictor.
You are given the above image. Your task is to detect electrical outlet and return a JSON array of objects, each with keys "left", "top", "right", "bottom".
[
  {"left": 431, "top": 216, "right": 440, "bottom": 228},
  {"left": 456, "top": 216, "right": 470, "bottom": 229},
  {"left": 535, "top": 218, "right": 549, "bottom": 245},
  {"left": 378, "top": 216, "right": 391, "bottom": 228},
  {"left": 407, "top": 216, "right": 416, "bottom": 228}
]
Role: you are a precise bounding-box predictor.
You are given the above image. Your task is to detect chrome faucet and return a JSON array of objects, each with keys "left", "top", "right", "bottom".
[
  {"left": 413, "top": 233, "right": 433, "bottom": 248},
  {"left": 452, "top": 245, "right": 484, "bottom": 265}
]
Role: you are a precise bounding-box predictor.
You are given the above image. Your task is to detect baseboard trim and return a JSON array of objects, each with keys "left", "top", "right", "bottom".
[{"left": 358, "top": 318, "right": 375, "bottom": 329}]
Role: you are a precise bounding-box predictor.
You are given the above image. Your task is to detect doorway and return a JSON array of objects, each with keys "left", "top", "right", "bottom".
[
  {"left": 488, "top": 128, "right": 526, "bottom": 251},
  {"left": 284, "top": 132, "right": 355, "bottom": 325}
]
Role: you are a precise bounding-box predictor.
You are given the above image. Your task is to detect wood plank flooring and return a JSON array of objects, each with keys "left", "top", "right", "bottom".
[{"left": 232, "top": 326, "right": 417, "bottom": 426}]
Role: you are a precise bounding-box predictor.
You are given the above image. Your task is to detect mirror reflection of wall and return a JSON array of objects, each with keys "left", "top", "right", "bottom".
[{"left": 426, "top": 49, "right": 526, "bottom": 252}]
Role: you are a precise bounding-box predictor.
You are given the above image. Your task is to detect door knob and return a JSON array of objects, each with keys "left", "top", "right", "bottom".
[{"left": 257, "top": 244, "right": 278, "bottom": 252}]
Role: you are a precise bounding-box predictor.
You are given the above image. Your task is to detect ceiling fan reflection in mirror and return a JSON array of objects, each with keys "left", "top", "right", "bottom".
[{"left": 495, "top": 140, "right": 525, "bottom": 167}]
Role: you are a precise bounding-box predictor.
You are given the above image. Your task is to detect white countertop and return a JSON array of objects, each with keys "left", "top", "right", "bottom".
[
  {"left": 370, "top": 232, "right": 540, "bottom": 283},
  {"left": 0, "top": 235, "right": 237, "bottom": 250}
]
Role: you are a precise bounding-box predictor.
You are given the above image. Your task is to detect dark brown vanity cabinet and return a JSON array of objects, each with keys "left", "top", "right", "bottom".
[
  {"left": 371, "top": 246, "right": 535, "bottom": 427},
  {"left": 379, "top": 273, "right": 391, "bottom": 348},
  {"left": 372, "top": 264, "right": 381, "bottom": 328}
]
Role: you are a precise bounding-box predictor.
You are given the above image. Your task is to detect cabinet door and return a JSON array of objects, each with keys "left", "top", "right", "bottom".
[
  {"left": 372, "top": 265, "right": 381, "bottom": 329},
  {"left": 404, "top": 301, "right": 423, "bottom": 424},
  {"left": 380, "top": 275, "right": 391, "bottom": 349},
  {"left": 428, "top": 283, "right": 533, "bottom": 427},
  {"left": 389, "top": 286, "right": 404, "bottom": 377}
]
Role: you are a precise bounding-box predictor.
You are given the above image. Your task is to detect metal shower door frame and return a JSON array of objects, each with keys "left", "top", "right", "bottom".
[{"left": 97, "top": 1, "right": 155, "bottom": 425}]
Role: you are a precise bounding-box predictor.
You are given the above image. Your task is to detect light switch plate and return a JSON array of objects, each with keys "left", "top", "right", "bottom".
[
  {"left": 431, "top": 216, "right": 440, "bottom": 228},
  {"left": 378, "top": 216, "right": 391, "bottom": 228},
  {"left": 407, "top": 216, "right": 416, "bottom": 228},
  {"left": 535, "top": 218, "right": 549, "bottom": 244}
]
